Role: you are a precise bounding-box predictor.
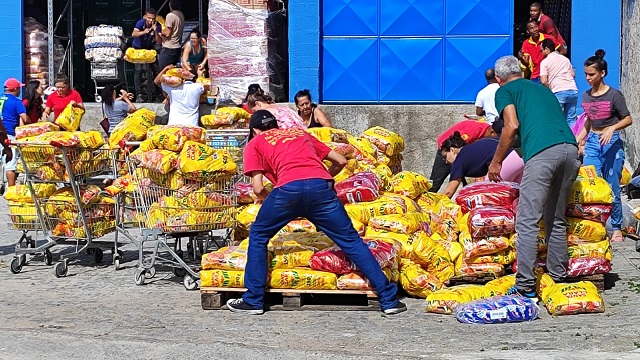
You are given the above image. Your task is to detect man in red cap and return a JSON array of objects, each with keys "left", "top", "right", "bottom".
[{"left": 0, "top": 78, "right": 29, "bottom": 186}]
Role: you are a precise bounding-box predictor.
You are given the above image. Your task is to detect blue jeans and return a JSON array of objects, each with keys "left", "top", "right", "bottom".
[
  {"left": 554, "top": 90, "right": 579, "bottom": 128},
  {"left": 530, "top": 77, "right": 541, "bottom": 84},
  {"left": 583, "top": 131, "right": 624, "bottom": 230},
  {"left": 243, "top": 179, "right": 399, "bottom": 310}
]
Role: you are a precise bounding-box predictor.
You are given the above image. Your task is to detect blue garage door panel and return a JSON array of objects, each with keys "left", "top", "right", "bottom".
[
  {"left": 323, "top": 0, "right": 377, "bottom": 36},
  {"left": 445, "top": 37, "right": 510, "bottom": 101},
  {"left": 380, "top": 38, "right": 443, "bottom": 102},
  {"left": 323, "top": 38, "right": 379, "bottom": 102},
  {"left": 446, "top": 0, "right": 511, "bottom": 35},
  {"left": 380, "top": 0, "right": 444, "bottom": 36}
]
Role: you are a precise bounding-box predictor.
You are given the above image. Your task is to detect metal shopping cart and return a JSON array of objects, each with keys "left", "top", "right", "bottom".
[
  {"left": 6, "top": 196, "right": 54, "bottom": 273},
  {"left": 9, "top": 139, "right": 123, "bottom": 277},
  {"left": 124, "top": 143, "right": 242, "bottom": 290}
]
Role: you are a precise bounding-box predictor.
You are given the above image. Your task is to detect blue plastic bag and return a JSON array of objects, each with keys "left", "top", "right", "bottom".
[{"left": 454, "top": 295, "right": 539, "bottom": 324}]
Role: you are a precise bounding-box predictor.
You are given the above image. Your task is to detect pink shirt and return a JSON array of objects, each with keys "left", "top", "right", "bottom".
[
  {"left": 540, "top": 52, "right": 577, "bottom": 93},
  {"left": 268, "top": 107, "right": 307, "bottom": 130}
]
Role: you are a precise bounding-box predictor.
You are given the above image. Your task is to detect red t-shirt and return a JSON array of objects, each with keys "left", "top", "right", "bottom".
[
  {"left": 538, "top": 14, "right": 565, "bottom": 46},
  {"left": 437, "top": 120, "right": 491, "bottom": 149},
  {"left": 22, "top": 99, "right": 38, "bottom": 124},
  {"left": 243, "top": 127, "right": 333, "bottom": 187},
  {"left": 45, "top": 89, "right": 83, "bottom": 119},
  {"left": 522, "top": 34, "right": 560, "bottom": 79}
]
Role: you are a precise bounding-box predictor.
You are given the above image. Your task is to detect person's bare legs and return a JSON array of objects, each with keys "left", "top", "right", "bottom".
[{"left": 6, "top": 170, "right": 16, "bottom": 186}]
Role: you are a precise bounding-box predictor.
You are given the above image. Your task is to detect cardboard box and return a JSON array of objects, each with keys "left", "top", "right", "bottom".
[{"left": 234, "top": 0, "right": 269, "bottom": 10}]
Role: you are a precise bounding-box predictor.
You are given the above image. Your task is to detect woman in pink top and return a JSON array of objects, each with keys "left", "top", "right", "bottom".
[
  {"left": 540, "top": 38, "right": 578, "bottom": 127},
  {"left": 246, "top": 89, "right": 307, "bottom": 130}
]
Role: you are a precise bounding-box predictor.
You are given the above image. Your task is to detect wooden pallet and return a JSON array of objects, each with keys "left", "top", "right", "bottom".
[
  {"left": 201, "top": 287, "right": 380, "bottom": 311},
  {"left": 446, "top": 273, "right": 498, "bottom": 286},
  {"left": 565, "top": 273, "right": 606, "bottom": 292}
]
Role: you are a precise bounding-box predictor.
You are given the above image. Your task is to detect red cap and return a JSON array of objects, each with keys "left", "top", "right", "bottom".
[{"left": 4, "top": 78, "right": 25, "bottom": 90}]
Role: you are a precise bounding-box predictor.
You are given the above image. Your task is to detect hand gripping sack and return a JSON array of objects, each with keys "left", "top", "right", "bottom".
[
  {"left": 454, "top": 295, "right": 539, "bottom": 324},
  {"left": 55, "top": 103, "right": 84, "bottom": 131}
]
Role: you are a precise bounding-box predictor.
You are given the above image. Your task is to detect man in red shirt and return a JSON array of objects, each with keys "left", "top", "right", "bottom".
[
  {"left": 429, "top": 120, "right": 495, "bottom": 192},
  {"left": 530, "top": 2, "right": 566, "bottom": 47},
  {"left": 227, "top": 110, "right": 406, "bottom": 315},
  {"left": 519, "top": 20, "right": 565, "bottom": 84}
]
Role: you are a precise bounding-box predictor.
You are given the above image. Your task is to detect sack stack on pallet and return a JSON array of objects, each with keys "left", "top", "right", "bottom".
[
  {"left": 84, "top": 25, "right": 125, "bottom": 61},
  {"left": 201, "top": 107, "right": 251, "bottom": 130},
  {"left": 24, "top": 17, "right": 65, "bottom": 83}
]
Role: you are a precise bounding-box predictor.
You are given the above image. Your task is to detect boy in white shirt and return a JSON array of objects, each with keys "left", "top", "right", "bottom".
[
  {"left": 474, "top": 68, "right": 500, "bottom": 124},
  {"left": 155, "top": 65, "right": 204, "bottom": 127}
]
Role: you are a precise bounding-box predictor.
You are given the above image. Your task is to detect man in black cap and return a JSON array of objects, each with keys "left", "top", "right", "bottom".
[{"left": 227, "top": 110, "right": 406, "bottom": 315}]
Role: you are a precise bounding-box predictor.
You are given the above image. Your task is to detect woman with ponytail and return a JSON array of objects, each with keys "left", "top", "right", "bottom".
[
  {"left": 246, "top": 89, "right": 306, "bottom": 130},
  {"left": 576, "top": 49, "right": 633, "bottom": 242},
  {"left": 441, "top": 131, "right": 524, "bottom": 198}
]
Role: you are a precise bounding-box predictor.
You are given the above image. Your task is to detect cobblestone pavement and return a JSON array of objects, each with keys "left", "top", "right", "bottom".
[{"left": 0, "top": 199, "right": 639, "bottom": 360}]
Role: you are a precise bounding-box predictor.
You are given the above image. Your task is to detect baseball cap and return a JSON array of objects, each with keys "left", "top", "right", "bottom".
[
  {"left": 4, "top": 78, "right": 25, "bottom": 90},
  {"left": 248, "top": 110, "right": 278, "bottom": 140}
]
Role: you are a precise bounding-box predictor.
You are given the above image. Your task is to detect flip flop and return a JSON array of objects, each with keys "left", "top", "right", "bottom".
[{"left": 611, "top": 234, "right": 625, "bottom": 243}]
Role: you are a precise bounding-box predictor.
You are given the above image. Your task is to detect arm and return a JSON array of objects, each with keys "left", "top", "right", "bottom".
[
  {"left": 488, "top": 104, "right": 519, "bottom": 182},
  {"left": 443, "top": 179, "right": 462, "bottom": 198},
  {"left": 571, "top": 67, "right": 576, "bottom": 78},
  {"left": 41, "top": 106, "right": 52, "bottom": 121},
  {"left": 557, "top": 45, "right": 567, "bottom": 56},
  {"left": 250, "top": 172, "right": 270, "bottom": 201},
  {"left": 155, "top": 64, "right": 175, "bottom": 86},
  {"left": 313, "top": 107, "right": 332, "bottom": 127},
  {"left": 199, "top": 39, "right": 209, "bottom": 69},
  {"left": 475, "top": 107, "right": 485, "bottom": 116},
  {"left": 540, "top": 75, "right": 550, "bottom": 88},
  {"left": 19, "top": 113, "right": 29, "bottom": 126},
  {"left": 324, "top": 150, "right": 348, "bottom": 177},
  {"left": 132, "top": 26, "right": 149, "bottom": 38},
  {"left": 181, "top": 43, "right": 192, "bottom": 71},
  {"left": 119, "top": 90, "right": 137, "bottom": 113},
  {"left": 71, "top": 101, "right": 85, "bottom": 110}
]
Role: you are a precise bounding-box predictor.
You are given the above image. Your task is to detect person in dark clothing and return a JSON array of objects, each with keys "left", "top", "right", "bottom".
[{"left": 294, "top": 89, "right": 332, "bottom": 128}]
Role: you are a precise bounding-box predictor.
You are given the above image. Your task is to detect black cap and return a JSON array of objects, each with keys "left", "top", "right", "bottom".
[{"left": 248, "top": 110, "right": 278, "bottom": 140}]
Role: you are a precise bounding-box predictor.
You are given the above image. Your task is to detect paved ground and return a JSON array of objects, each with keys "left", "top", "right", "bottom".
[{"left": 0, "top": 199, "right": 640, "bottom": 360}]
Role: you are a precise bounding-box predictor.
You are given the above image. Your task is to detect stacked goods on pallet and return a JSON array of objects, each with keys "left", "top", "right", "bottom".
[
  {"left": 84, "top": 25, "right": 125, "bottom": 61},
  {"left": 24, "top": 17, "right": 65, "bottom": 84},
  {"left": 454, "top": 182, "right": 520, "bottom": 278}
]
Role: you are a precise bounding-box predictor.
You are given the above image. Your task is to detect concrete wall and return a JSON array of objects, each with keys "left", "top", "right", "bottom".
[
  {"left": 622, "top": 0, "right": 640, "bottom": 167},
  {"left": 82, "top": 103, "right": 474, "bottom": 177}
]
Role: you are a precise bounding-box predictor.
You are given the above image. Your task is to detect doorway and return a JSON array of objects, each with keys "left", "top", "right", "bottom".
[{"left": 513, "top": 0, "right": 572, "bottom": 58}]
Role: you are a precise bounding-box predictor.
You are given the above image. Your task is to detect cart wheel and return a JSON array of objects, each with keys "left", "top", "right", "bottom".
[
  {"left": 19, "top": 254, "right": 27, "bottom": 266},
  {"left": 176, "top": 250, "right": 184, "bottom": 259},
  {"left": 145, "top": 266, "right": 156, "bottom": 279},
  {"left": 29, "top": 238, "right": 36, "bottom": 248},
  {"left": 95, "top": 95, "right": 102, "bottom": 103},
  {"left": 183, "top": 274, "right": 198, "bottom": 291},
  {"left": 135, "top": 269, "right": 146, "bottom": 286},
  {"left": 54, "top": 261, "right": 68, "bottom": 278},
  {"left": 44, "top": 250, "right": 53, "bottom": 266},
  {"left": 86, "top": 248, "right": 95, "bottom": 255},
  {"left": 9, "top": 257, "right": 23, "bottom": 274},
  {"left": 173, "top": 267, "right": 187, "bottom": 278},
  {"left": 113, "top": 256, "right": 121, "bottom": 270},
  {"left": 117, "top": 250, "right": 124, "bottom": 259},
  {"left": 93, "top": 248, "right": 104, "bottom": 264}
]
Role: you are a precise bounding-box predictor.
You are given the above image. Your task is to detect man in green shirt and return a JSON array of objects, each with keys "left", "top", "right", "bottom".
[{"left": 488, "top": 55, "right": 579, "bottom": 300}]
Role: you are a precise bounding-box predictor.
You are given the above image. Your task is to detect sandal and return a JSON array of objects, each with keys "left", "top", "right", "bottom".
[{"left": 611, "top": 233, "right": 625, "bottom": 243}]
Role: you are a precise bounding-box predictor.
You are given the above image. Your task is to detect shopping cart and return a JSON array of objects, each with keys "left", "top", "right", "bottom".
[
  {"left": 125, "top": 142, "right": 241, "bottom": 290},
  {"left": 7, "top": 198, "right": 55, "bottom": 273},
  {"left": 90, "top": 60, "right": 129, "bottom": 102},
  {"left": 9, "top": 139, "right": 123, "bottom": 277}
]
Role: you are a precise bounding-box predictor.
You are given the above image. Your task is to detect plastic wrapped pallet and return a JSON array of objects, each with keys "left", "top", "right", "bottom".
[
  {"left": 84, "top": 25, "right": 125, "bottom": 61},
  {"left": 207, "top": 0, "right": 287, "bottom": 104}
]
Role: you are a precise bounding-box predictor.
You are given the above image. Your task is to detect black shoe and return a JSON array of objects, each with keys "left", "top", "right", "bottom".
[
  {"left": 515, "top": 288, "right": 539, "bottom": 303},
  {"left": 383, "top": 301, "right": 407, "bottom": 315},
  {"left": 226, "top": 298, "right": 264, "bottom": 315}
]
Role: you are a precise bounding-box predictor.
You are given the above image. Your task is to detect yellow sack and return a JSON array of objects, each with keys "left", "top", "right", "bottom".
[
  {"left": 364, "top": 227, "right": 422, "bottom": 258},
  {"left": 399, "top": 259, "right": 443, "bottom": 298},
  {"left": 378, "top": 193, "right": 421, "bottom": 213},
  {"left": 179, "top": 141, "right": 238, "bottom": 175},
  {"left": 306, "top": 127, "right": 350, "bottom": 143},
  {"left": 484, "top": 274, "right": 516, "bottom": 296},
  {"left": 348, "top": 137, "right": 378, "bottom": 165},
  {"left": 351, "top": 217, "right": 365, "bottom": 235},
  {"left": 139, "top": 138, "right": 156, "bottom": 152},
  {"left": 567, "top": 217, "right": 607, "bottom": 242},
  {"left": 429, "top": 200, "right": 462, "bottom": 242},
  {"left": 369, "top": 212, "right": 430, "bottom": 234},
  {"left": 130, "top": 148, "right": 178, "bottom": 174},
  {"left": 269, "top": 249, "right": 314, "bottom": 270},
  {"left": 268, "top": 232, "right": 334, "bottom": 252},
  {"left": 202, "top": 107, "right": 251, "bottom": 128},
  {"left": 151, "top": 126, "right": 205, "bottom": 152},
  {"left": 371, "top": 164, "right": 393, "bottom": 191},
  {"left": 146, "top": 203, "right": 171, "bottom": 228},
  {"left": 15, "top": 122, "right": 59, "bottom": 139},
  {"left": 542, "top": 281, "right": 605, "bottom": 316},
  {"left": 411, "top": 232, "right": 455, "bottom": 282},
  {"left": 568, "top": 240, "right": 612, "bottom": 261},
  {"left": 438, "top": 240, "right": 463, "bottom": 263},
  {"left": 124, "top": 47, "right": 157, "bottom": 63},
  {"left": 344, "top": 201, "right": 405, "bottom": 225},
  {"left": 467, "top": 247, "right": 516, "bottom": 265},
  {"left": 391, "top": 171, "right": 432, "bottom": 199},
  {"left": 417, "top": 192, "right": 450, "bottom": 211},
  {"left": 278, "top": 219, "right": 316, "bottom": 234},
  {"left": 621, "top": 165, "right": 632, "bottom": 186},
  {"left": 199, "top": 269, "right": 244, "bottom": 288},
  {"left": 147, "top": 125, "right": 162, "bottom": 139},
  {"left": 166, "top": 67, "right": 195, "bottom": 80},
  {"left": 537, "top": 273, "right": 557, "bottom": 297},
  {"left": 269, "top": 268, "right": 337, "bottom": 290},
  {"left": 569, "top": 165, "right": 614, "bottom": 204},
  {"left": 74, "top": 131, "right": 105, "bottom": 149},
  {"left": 201, "top": 246, "right": 248, "bottom": 270},
  {"left": 425, "top": 285, "right": 492, "bottom": 314},
  {"left": 109, "top": 108, "right": 156, "bottom": 148},
  {"left": 55, "top": 103, "right": 84, "bottom": 131},
  {"left": 238, "top": 204, "right": 261, "bottom": 228},
  {"left": 5, "top": 183, "right": 56, "bottom": 203},
  {"left": 361, "top": 126, "right": 405, "bottom": 156}
]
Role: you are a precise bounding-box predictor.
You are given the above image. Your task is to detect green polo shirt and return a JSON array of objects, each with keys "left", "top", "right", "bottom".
[{"left": 495, "top": 78, "right": 577, "bottom": 162}]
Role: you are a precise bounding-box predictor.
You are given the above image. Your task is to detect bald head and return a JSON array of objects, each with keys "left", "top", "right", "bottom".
[{"left": 485, "top": 68, "right": 497, "bottom": 84}]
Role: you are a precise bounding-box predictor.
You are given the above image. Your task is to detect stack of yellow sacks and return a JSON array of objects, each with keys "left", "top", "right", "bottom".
[
  {"left": 201, "top": 107, "right": 251, "bottom": 130},
  {"left": 125, "top": 125, "right": 238, "bottom": 232},
  {"left": 5, "top": 183, "right": 57, "bottom": 229}
]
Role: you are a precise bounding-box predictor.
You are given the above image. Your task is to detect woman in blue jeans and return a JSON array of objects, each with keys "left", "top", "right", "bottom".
[
  {"left": 226, "top": 110, "right": 406, "bottom": 315},
  {"left": 577, "top": 49, "right": 633, "bottom": 242}
]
